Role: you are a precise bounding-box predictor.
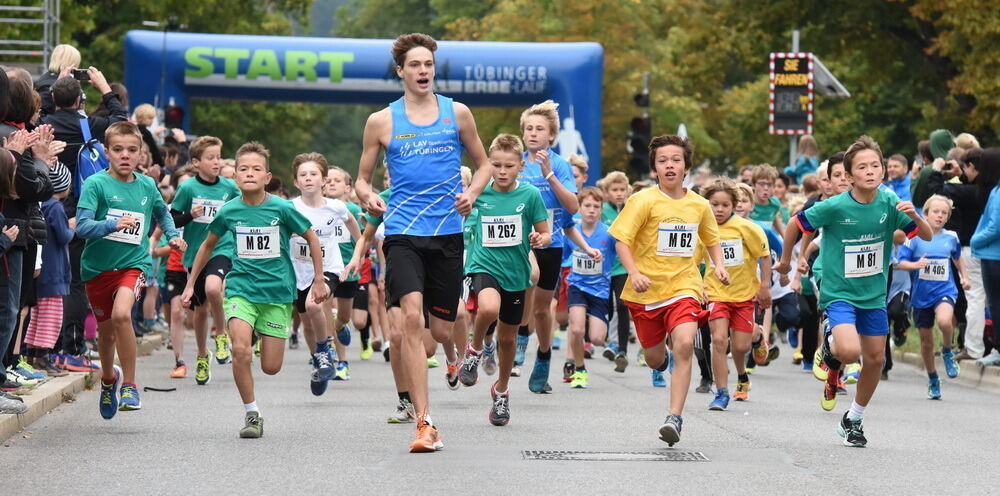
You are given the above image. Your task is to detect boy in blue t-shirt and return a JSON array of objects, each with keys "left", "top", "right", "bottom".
[
  {"left": 895, "top": 195, "right": 970, "bottom": 399},
  {"left": 564, "top": 188, "right": 615, "bottom": 389}
]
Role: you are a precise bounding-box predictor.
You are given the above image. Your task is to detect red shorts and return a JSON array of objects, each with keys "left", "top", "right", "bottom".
[
  {"left": 466, "top": 289, "right": 478, "bottom": 314},
  {"left": 358, "top": 257, "right": 373, "bottom": 285},
  {"left": 708, "top": 300, "right": 755, "bottom": 333},
  {"left": 85, "top": 269, "right": 145, "bottom": 323},
  {"left": 555, "top": 266, "right": 571, "bottom": 313},
  {"left": 625, "top": 297, "right": 708, "bottom": 349}
]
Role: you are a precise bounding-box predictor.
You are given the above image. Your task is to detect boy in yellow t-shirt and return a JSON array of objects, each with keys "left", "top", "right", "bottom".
[
  {"left": 700, "top": 179, "right": 771, "bottom": 411},
  {"left": 608, "top": 135, "right": 729, "bottom": 446}
]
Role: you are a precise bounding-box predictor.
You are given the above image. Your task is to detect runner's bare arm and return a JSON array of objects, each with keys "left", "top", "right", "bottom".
[
  {"left": 356, "top": 110, "right": 390, "bottom": 215},
  {"left": 181, "top": 232, "right": 220, "bottom": 307},
  {"left": 455, "top": 103, "right": 492, "bottom": 215}
]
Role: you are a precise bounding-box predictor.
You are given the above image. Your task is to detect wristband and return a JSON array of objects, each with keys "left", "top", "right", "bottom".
[{"left": 544, "top": 171, "right": 555, "bottom": 180}]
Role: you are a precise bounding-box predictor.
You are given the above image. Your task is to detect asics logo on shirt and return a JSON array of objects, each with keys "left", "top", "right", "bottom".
[
  {"left": 516, "top": 204, "right": 525, "bottom": 212},
  {"left": 879, "top": 213, "right": 887, "bottom": 224},
  {"left": 270, "top": 218, "right": 279, "bottom": 226}
]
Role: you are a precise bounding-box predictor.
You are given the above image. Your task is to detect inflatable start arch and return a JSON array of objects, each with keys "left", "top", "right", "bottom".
[{"left": 124, "top": 30, "right": 605, "bottom": 174}]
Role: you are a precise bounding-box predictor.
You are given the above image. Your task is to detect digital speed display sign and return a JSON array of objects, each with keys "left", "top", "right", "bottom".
[{"left": 769, "top": 52, "right": 813, "bottom": 135}]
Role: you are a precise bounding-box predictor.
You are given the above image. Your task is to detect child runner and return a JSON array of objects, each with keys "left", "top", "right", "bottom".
[
  {"left": 597, "top": 171, "right": 632, "bottom": 371},
  {"left": 170, "top": 136, "right": 241, "bottom": 385},
  {"left": 749, "top": 164, "right": 784, "bottom": 236},
  {"left": 459, "top": 134, "right": 551, "bottom": 424},
  {"left": 182, "top": 142, "right": 329, "bottom": 438},
  {"left": 163, "top": 166, "right": 196, "bottom": 378},
  {"left": 776, "top": 135, "right": 930, "bottom": 447},
  {"left": 608, "top": 135, "right": 728, "bottom": 446},
  {"left": 75, "top": 122, "right": 186, "bottom": 418},
  {"left": 701, "top": 178, "right": 770, "bottom": 410},
  {"left": 894, "top": 194, "right": 969, "bottom": 398}
]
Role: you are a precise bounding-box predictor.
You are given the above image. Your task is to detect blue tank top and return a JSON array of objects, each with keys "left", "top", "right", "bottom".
[
  {"left": 519, "top": 150, "right": 577, "bottom": 249},
  {"left": 384, "top": 94, "right": 465, "bottom": 236}
]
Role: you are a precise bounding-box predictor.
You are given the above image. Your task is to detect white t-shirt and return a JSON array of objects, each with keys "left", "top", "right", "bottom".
[{"left": 291, "top": 197, "right": 351, "bottom": 290}]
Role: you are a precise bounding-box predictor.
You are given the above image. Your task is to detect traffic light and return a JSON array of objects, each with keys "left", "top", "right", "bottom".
[
  {"left": 627, "top": 82, "right": 651, "bottom": 177},
  {"left": 164, "top": 103, "right": 184, "bottom": 129}
]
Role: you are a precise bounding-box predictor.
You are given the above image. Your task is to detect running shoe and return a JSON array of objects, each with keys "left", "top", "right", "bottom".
[
  {"left": 240, "top": 411, "right": 263, "bottom": 438},
  {"left": 821, "top": 381, "right": 837, "bottom": 411},
  {"left": 310, "top": 370, "right": 328, "bottom": 396},
  {"left": 334, "top": 362, "right": 351, "bottom": 381},
  {"left": 614, "top": 352, "right": 628, "bottom": 373},
  {"left": 733, "top": 380, "right": 751, "bottom": 401},
  {"left": 99, "top": 365, "right": 122, "bottom": 419},
  {"left": 61, "top": 354, "right": 98, "bottom": 372},
  {"left": 696, "top": 377, "right": 713, "bottom": 393},
  {"left": 510, "top": 366, "right": 521, "bottom": 377},
  {"left": 837, "top": 412, "right": 867, "bottom": 447},
  {"left": 651, "top": 369, "right": 666, "bottom": 387},
  {"left": 528, "top": 358, "right": 551, "bottom": 393},
  {"left": 426, "top": 357, "right": 440, "bottom": 369},
  {"left": 927, "top": 377, "right": 942, "bottom": 400},
  {"left": 583, "top": 342, "right": 594, "bottom": 359},
  {"left": 481, "top": 341, "right": 497, "bottom": 376},
  {"left": 80, "top": 355, "right": 100, "bottom": 370},
  {"left": 708, "top": 389, "right": 730, "bottom": 410},
  {"left": 802, "top": 358, "right": 813, "bottom": 372},
  {"left": 813, "top": 349, "right": 829, "bottom": 382},
  {"left": 792, "top": 349, "right": 803, "bottom": 365},
  {"left": 313, "top": 347, "right": 335, "bottom": 382},
  {"left": 570, "top": 370, "right": 589, "bottom": 389},
  {"left": 118, "top": 383, "right": 141, "bottom": 411},
  {"left": 372, "top": 339, "right": 382, "bottom": 352},
  {"left": 658, "top": 414, "right": 683, "bottom": 446},
  {"left": 603, "top": 343, "right": 620, "bottom": 361},
  {"left": 752, "top": 338, "right": 769, "bottom": 365},
  {"left": 6, "top": 368, "right": 39, "bottom": 387},
  {"left": 460, "top": 345, "right": 482, "bottom": 387},
  {"left": 388, "top": 399, "right": 415, "bottom": 424},
  {"left": 337, "top": 324, "right": 352, "bottom": 347},
  {"left": 788, "top": 328, "right": 799, "bottom": 348},
  {"left": 514, "top": 335, "right": 528, "bottom": 366},
  {"left": 489, "top": 382, "right": 510, "bottom": 426},
  {"left": 765, "top": 344, "right": 780, "bottom": 365},
  {"left": 215, "top": 334, "right": 232, "bottom": 364},
  {"left": 170, "top": 363, "right": 187, "bottom": 379},
  {"left": 383, "top": 345, "right": 391, "bottom": 362},
  {"left": 637, "top": 350, "right": 647, "bottom": 368},
  {"left": 446, "top": 362, "right": 460, "bottom": 390},
  {"left": 289, "top": 333, "right": 300, "bottom": 350},
  {"left": 360, "top": 343, "right": 374, "bottom": 361},
  {"left": 15, "top": 357, "right": 46, "bottom": 380},
  {"left": 844, "top": 363, "right": 861, "bottom": 384},
  {"left": 562, "top": 361, "right": 575, "bottom": 383},
  {"left": 409, "top": 418, "right": 443, "bottom": 453},
  {"left": 745, "top": 366, "right": 755, "bottom": 375},
  {"left": 34, "top": 357, "right": 67, "bottom": 377},
  {"left": 892, "top": 326, "right": 908, "bottom": 348},
  {"left": 977, "top": 351, "right": 1000, "bottom": 366},
  {"left": 553, "top": 331, "right": 562, "bottom": 350},
  {"left": 0, "top": 394, "right": 27, "bottom": 415},
  {"left": 942, "top": 349, "right": 960, "bottom": 378},
  {"left": 195, "top": 355, "right": 211, "bottom": 385}
]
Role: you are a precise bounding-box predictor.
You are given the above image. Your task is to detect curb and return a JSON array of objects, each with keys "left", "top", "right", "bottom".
[
  {"left": 1, "top": 332, "right": 167, "bottom": 443},
  {"left": 892, "top": 350, "right": 1000, "bottom": 394}
]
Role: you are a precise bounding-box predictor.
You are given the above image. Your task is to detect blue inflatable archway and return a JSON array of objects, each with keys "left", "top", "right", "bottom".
[{"left": 124, "top": 30, "right": 605, "bottom": 174}]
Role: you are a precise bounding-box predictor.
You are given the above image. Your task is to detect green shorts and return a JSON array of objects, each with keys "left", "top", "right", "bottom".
[{"left": 224, "top": 296, "right": 292, "bottom": 339}]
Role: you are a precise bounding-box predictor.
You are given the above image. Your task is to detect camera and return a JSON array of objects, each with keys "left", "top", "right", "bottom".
[{"left": 71, "top": 69, "right": 90, "bottom": 81}]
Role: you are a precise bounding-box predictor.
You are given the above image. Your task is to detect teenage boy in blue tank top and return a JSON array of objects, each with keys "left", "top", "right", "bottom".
[{"left": 354, "top": 33, "right": 494, "bottom": 453}]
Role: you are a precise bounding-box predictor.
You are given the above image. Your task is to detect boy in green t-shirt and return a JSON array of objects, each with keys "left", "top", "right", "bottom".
[
  {"left": 749, "top": 163, "right": 784, "bottom": 234},
  {"left": 776, "top": 136, "right": 930, "bottom": 448},
  {"left": 75, "top": 122, "right": 186, "bottom": 419},
  {"left": 171, "top": 136, "right": 241, "bottom": 385},
  {"left": 182, "top": 142, "right": 329, "bottom": 438}
]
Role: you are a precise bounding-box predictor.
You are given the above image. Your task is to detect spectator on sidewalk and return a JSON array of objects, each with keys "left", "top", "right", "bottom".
[
  {"left": 973, "top": 149, "right": 1000, "bottom": 366},
  {"left": 784, "top": 134, "right": 820, "bottom": 184},
  {"left": 34, "top": 44, "right": 81, "bottom": 117}
]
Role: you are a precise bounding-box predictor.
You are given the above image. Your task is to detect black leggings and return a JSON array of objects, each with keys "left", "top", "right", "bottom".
[
  {"left": 798, "top": 293, "right": 820, "bottom": 366},
  {"left": 610, "top": 274, "right": 630, "bottom": 354}
]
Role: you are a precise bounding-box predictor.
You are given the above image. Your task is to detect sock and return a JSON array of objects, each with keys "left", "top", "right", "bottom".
[
  {"left": 484, "top": 340, "right": 495, "bottom": 352},
  {"left": 122, "top": 382, "right": 137, "bottom": 389},
  {"left": 928, "top": 371, "right": 939, "bottom": 380},
  {"left": 718, "top": 387, "right": 728, "bottom": 394},
  {"left": 655, "top": 360, "right": 669, "bottom": 372},
  {"left": 848, "top": 401, "right": 865, "bottom": 420},
  {"left": 738, "top": 373, "right": 749, "bottom": 383},
  {"left": 175, "top": 359, "right": 185, "bottom": 367},
  {"left": 244, "top": 401, "right": 259, "bottom": 413},
  {"left": 537, "top": 348, "right": 551, "bottom": 361},
  {"left": 360, "top": 325, "right": 370, "bottom": 348},
  {"left": 398, "top": 391, "right": 411, "bottom": 403},
  {"left": 576, "top": 364, "right": 586, "bottom": 372},
  {"left": 143, "top": 318, "right": 155, "bottom": 328},
  {"left": 518, "top": 325, "right": 530, "bottom": 337},
  {"left": 942, "top": 346, "right": 952, "bottom": 354},
  {"left": 559, "top": 324, "right": 567, "bottom": 332}
]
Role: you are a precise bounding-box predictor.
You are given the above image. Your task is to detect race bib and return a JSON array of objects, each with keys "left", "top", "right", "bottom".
[
  {"left": 844, "top": 241, "right": 883, "bottom": 278},
  {"left": 482, "top": 215, "right": 522, "bottom": 248},
  {"left": 656, "top": 223, "right": 697, "bottom": 257},
  {"left": 192, "top": 198, "right": 224, "bottom": 224},
  {"left": 718, "top": 238, "right": 745, "bottom": 267},
  {"left": 104, "top": 209, "right": 145, "bottom": 245},
  {"left": 291, "top": 236, "right": 328, "bottom": 263},
  {"left": 572, "top": 251, "right": 602, "bottom": 275},
  {"left": 236, "top": 226, "right": 279, "bottom": 259},
  {"left": 919, "top": 259, "right": 949, "bottom": 282},
  {"left": 330, "top": 222, "right": 351, "bottom": 244}
]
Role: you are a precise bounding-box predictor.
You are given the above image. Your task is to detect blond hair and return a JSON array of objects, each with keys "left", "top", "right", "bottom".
[
  {"left": 489, "top": 133, "right": 524, "bottom": 156},
  {"left": 923, "top": 194, "right": 954, "bottom": 217},
  {"left": 134, "top": 103, "right": 155, "bottom": 123},
  {"left": 597, "top": 171, "right": 630, "bottom": 193},
  {"left": 568, "top": 154, "right": 589, "bottom": 173},
  {"left": 955, "top": 133, "right": 980, "bottom": 150},
  {"left": 798, "top": 134, "right": 819, "bottom": 157},
  {"left": 578, "top": 186, "right": 605, "bottom": 204},
  {"left": 735, "top": 182, "right": 754, "bottom": 202},
  {"left": 103, "top": 121, "right": 143, "bottom": 146},
  {"left": 48, "top": 44, "right": 81, "bottom": 73},
  {"left": 752, "top": 163, "right": 779, "bottom": 184},
  {"left": 460, "top": 166, "right": 472, "bottom": 188},
  {"left": 519, "top": 100, "right": 560, "bottom": 145}
]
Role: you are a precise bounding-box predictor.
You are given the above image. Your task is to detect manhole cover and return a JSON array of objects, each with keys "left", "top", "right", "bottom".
[{"left": 521, "top": 450, "right": 708, "bottom": 462}]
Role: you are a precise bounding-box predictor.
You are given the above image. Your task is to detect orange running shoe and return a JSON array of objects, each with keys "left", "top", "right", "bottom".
[
  {"left": 446, "top": 363, "right": 460, "bottom": 391},
  {"left": 752, "top": 336, "right": 769, "bottom": 365},
  {"left": 409, "top": 418, "right": 443, "bottom": 453},
  {"left": 170, "top": 364, "right": 187, "bottom": 378},
  {"left": 733, "top": 380, "right": 751, "bottom": 401}
]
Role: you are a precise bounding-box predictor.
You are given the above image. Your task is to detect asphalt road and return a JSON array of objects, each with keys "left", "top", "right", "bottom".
[{"left": 6, "top": 332, "right": 998, "bottom": 495}]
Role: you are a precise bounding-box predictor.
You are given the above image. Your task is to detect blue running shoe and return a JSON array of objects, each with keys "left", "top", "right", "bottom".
[
  {"left": 15, "top": 357, "right": 46, "bottom": 380},
  {"left": 99, "top": 365, "right": 122, "bottom": 419},
  {"left": 515, "top": 335, "right": 528, "bottom": 366},
  {"left": 337, "top": 325, "right": 352, "bottom": 347},
  {"left": 708, "top": 388, "right": 730, "bottom": 411},
  {"left": 528, "top": 358, "right": 551, "bottom": 393},
  {"left": 602, "top": 342, "right": 620, "bottom": 361},
  {"left": 118, "top": 383, "right": 141, "bottom": 411},
  {"left": 927, "top": 377, "right": 942, "bottom": 400},
  {"left": 651, "top": 369, "right": 667, "bottom": 387},
  {"left": 658, "top": 414, "right": 683, "bottom": 446},
  {"left": 942, "top": 350, "right": 960, "bottom": 379},
  {"left": 310, "top": 371, "right": 328, "bottom": 396},
  {"left": 788, "top": 328, "right": 799, "bottom": 348},
  {"left": 313, "top": 350, "right": 335, "bottom": 382}
]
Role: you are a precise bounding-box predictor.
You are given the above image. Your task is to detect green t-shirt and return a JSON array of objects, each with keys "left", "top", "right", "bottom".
[
  {"left": 463, "top": 207, "right": 480, "bottom": 274},
  {"left": 750, "top": 196, "right": 781, "bottom": 224},
  {"left": 78, "top": 171, "right": 166, "bottom": 281},
  {"left": 208, "top": 194, "right": 312, "bottom": 304},
  {"left": 337, "top": 201, "right": 365, "bottom": 282},
  {"left": 465, "top": 181, "right": 548, "bottom": 292},
  {"left": 602, "top": 202, "right": 626, "bottom": 276},
  {"left": 801, "top": 190, "right": 917, "bottom": 309},
  {"left": 173, "top": 175, "right": 241, "bottom": 267}
]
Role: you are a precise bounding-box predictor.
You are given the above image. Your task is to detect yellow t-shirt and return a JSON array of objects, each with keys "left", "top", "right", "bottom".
[
  {"left": 608, "top": 187, "right": 719, "bottom": 305},
  {"left": 702, "top": 215, "right": 769, "bottom": 302}
]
